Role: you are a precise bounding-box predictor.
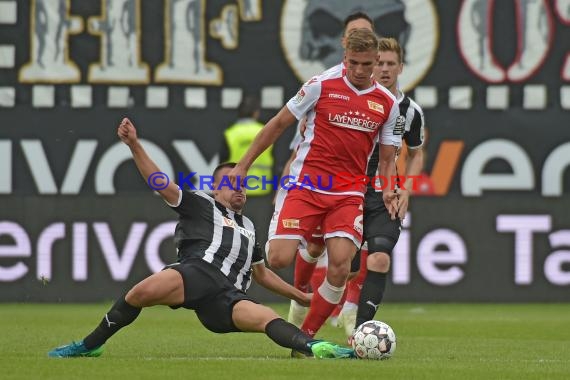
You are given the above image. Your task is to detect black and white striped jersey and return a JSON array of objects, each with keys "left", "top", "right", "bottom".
[
  {"left": 366, "top": 92, "right": 425, "bottom": 192},
  {"left": 168, "top": 190, "right": 264, "bottom": 292},
  {"left": 397, "top": 94, "right": 425, "bottom": 150}
]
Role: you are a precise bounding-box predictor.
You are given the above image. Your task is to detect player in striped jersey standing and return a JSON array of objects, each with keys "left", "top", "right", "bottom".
[{"left": 47, "top": 118, "right": 354, "bottom": 359}]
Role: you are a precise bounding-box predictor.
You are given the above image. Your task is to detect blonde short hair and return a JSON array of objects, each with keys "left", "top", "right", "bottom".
[
  {"left": 378, "top": 37, "right": 404, "bottom": 63},
  {"left": 345, "top": 28, "right": 379, "bottom": 53}
]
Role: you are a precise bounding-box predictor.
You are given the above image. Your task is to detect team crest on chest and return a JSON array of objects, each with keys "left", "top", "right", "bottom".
[{"left": 367, "top": 100, "right": 384, "bottom": 114}]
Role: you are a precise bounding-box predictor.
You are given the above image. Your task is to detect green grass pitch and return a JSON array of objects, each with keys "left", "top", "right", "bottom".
[{"left": 2, "top": 303, "right": 569, "bottom": 380}]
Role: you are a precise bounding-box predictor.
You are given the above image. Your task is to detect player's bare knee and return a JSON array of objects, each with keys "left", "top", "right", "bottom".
[
  {"left": 129, "top": 280, "right": 165, "bottom": 306},
  {"left": 367, "top": 252, "right": 391, "bottom": 273},
  {"left": 125, "top": 285, "right": 150, "bottom": 307},
  {"left": 267, "top": 243, "right": 295, "bottom": 268},
  {"left": 267, "top": 253, "right": 288, "bottom": 268},
  {"left": 261, "top": 306, "right": 280, "bottom": 323},
  {"left": 327, "top": 262, "right": 350, "bottom": 284},
  {"left": 366, "top": 236, "right": 396, "bottom": 272},
  {"left": 307, "top": 243, "right": 325, "bottom": 258},
  {"left": 256, "top": 310, "right": 281, "bottom": 332},
  {"left": 234, "top": 302, "right": 279, "bottom": 332}
]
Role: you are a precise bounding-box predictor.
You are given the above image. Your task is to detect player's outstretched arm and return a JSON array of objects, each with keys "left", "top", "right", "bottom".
[
  {"left": 117, "top": 117, "right": 180, "bottom": 205},
  {"left": 252, "top": 263, "right": 311, "bottom": 307},
  {"left": 228, "top": 106, "right": 297, "bottom": 188}
]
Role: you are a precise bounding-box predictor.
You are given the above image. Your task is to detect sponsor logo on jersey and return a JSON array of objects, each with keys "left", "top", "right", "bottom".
[
  {"left": 328, "top": 112, "right": 381, "bottom": 132},
  {"left": 328, "top": 93, "right": 350, "bottom": 101},
  {"left": 292, "top": 88, "right": 306, "bottom": 104},
  {"left": 282, "top": 219, "right": 300, "bottom": 229},
  {"left": 367, "top": 100, "right": 384, "bottom": 114},
  {"left": 394, "top": 115, "right": 405, "bottom": 135},
  {"left": 223, "top": 217, "right": 255, "bottom": 240}
]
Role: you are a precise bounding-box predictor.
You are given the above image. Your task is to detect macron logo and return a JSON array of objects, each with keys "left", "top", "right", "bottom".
[{"left": 329, "top": 93, "right": 350, "bottom": 101}]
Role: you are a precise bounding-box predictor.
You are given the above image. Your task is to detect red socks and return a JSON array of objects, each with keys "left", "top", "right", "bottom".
[
  {"left": 294, "top": 248, "right": 318, "bottom": 292},
  {"left": 301, "top": 278, "right": 345, "bottom": 337}
]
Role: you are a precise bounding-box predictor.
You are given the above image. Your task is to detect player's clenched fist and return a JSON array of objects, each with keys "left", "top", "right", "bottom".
[{"left": 117, "top": 117, "right": 138, "bottom": 146}]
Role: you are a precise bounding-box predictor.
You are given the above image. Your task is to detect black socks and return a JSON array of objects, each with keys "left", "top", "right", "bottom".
[
  {"left": 356, "top": 270, "right": 387, "bottom": 327},
  {"left": 83, "top": 296, "right": 142, "bottom": 349},
  {"left": 264, "top": 318, "right": 314, "bottom": 355}
]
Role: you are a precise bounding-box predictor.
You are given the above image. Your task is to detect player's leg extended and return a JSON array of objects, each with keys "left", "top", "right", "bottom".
[
  {"left": 48, "top": 269, "right": 184, "bottom": 358},
  {"left": 233, "top": 299, "right": 290, "bottom": 333},
  {"left": 301, "top": 236, "right": 355, "bottom": 337},
  {"left": 232, "top": 300, "right": 354, "bottom": 359},
  {"left": 125, "top": 268, "right": 185, "bottom": 307}
]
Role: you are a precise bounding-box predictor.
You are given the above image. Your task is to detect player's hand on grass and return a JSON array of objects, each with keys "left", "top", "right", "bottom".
[{"left": 117, "top": 118, "right": 138, "bottom": 146}]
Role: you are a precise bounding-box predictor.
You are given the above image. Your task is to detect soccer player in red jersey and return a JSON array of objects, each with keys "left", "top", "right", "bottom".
[
  {"left": 229, "top": 28, "right": 402, "bottom": 346},
  {"left": 282, "top": 12, "right": 377, "bottom": 329}
]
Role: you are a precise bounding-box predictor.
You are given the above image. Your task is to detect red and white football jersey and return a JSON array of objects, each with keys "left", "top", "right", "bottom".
[{"left": 286, "top": 64, "right": 401, "bottom": 195}]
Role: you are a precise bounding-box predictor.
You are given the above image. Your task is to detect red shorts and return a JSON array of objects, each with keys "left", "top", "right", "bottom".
[
  {"left": 270, "top": 187, "right": 363, "bottom": 247},
  {"left": 308, "top": 225, "right": 325, "bottom": 246}
]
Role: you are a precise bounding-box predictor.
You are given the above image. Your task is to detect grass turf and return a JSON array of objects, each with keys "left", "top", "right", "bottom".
[{"left": 1, "top": 303, "right": 569, "bottom": 380}]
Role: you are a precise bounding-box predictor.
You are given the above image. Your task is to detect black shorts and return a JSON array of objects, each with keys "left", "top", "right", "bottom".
[
  {"left": 166, "top": 259, "right": 258, "bottom": 333},
  {"left": 363, "top": 191, "right": 402, "bottom": 243}
]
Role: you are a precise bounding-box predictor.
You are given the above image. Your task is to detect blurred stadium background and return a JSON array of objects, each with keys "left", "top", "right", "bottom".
[{"left": 1, "top": 0, "right": 569, "bottom": 306}]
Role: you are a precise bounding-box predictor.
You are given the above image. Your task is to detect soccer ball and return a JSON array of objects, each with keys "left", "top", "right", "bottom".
[{"left": 351, "top": 320, "right": 396, "bottom": 360}]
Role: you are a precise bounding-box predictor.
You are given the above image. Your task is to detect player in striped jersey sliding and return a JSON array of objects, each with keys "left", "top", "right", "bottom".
[{"left": 47, "top": 118, "right": 354, "bottom": 360}]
